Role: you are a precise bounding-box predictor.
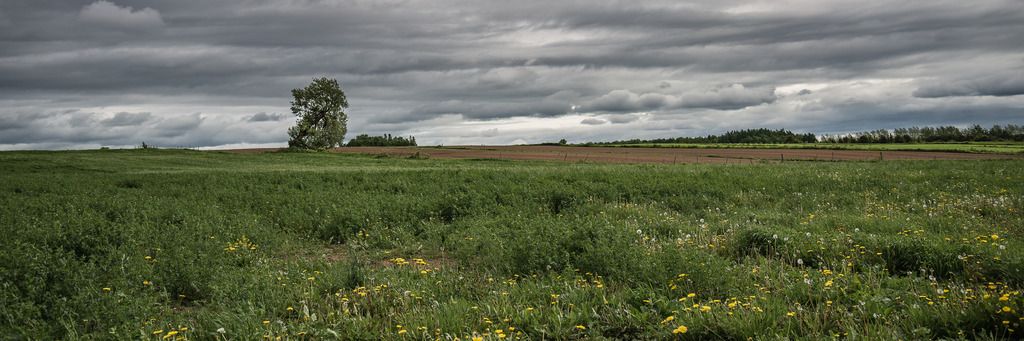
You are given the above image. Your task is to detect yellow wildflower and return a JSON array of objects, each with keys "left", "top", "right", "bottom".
[{"left": 672, "top": 325, "right": 688, "bottom": 334}]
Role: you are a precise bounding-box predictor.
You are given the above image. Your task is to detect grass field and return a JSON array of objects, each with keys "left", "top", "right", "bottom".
[
  {"left": 2, "top": 149, "right": 1023, "bottom": 339},
  {"left": 599, "top": 142, "right": 1024, "bottom": 154}
]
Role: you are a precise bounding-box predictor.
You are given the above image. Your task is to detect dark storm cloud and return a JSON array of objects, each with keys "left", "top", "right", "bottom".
[
  {"left": 914, "top": 73, "right": 1024, "bottom": 98},
  {"left": 1, "top": 0, "right": 1023, "bottom": 148}
]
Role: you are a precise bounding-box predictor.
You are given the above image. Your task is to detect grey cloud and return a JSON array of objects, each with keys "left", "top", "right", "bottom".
[
  {"left": 155, "top": 113, "right": 204, "bottom": 138},
  {"left": 79, "top": 1, "right": 164, "bottom": 31},
  {"left": 580, "top": 84, "right": 777, "bottom": 113},
  {"left": 580, "top": 118, "right": 607, "bottom": 125},
  {"left": 914, "top": 73, "right": 1024, "bottom": 98},
  {"left": 605, "top": 114, "right": 641, "bottom": 124},
  {"left": 101, "top": 112, "right": 152, "bottom": 126},
  {"left": 247, "top": 112, "right": 288, "bottom": 122}
]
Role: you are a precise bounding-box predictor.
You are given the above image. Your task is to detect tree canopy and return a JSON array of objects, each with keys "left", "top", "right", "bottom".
[{"left": 287, "top": 77, "right": 348, "bottom": 150}]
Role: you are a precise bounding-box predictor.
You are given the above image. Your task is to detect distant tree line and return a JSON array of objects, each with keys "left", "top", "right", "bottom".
[
  {"left": 578, "top": 124, "right": 1024, "bottom": 146},
  {"left": 346, "top": 134, "right": 417, "bottom": 147},
  {"left": 819, "top": 124, "right": 1024, "bottom": 143},
  {"left": 585, "top": 128, "right": 817, "bottom": 145}
]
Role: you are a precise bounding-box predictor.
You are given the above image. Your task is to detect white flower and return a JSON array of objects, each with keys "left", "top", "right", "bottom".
[
  {"left": 796, "top": 258, "right": 804, "bottom": 266},
  {"left": 217, "top": 328, "right": 226, "bottom": 334}
]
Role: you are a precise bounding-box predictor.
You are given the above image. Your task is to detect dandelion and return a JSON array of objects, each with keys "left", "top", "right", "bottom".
[
  {"left": 661, "top": 316, "right": 675, "bottom": 324},
  {"left": 575, "top": 325, "right": 586, "bottom": 330},
  {"left": 672, "top": 325, "right": 688, "bottom": 334},
  {"left": 472, "top": 337, "right": 483, "bottom": 341},
  {"left": 162, "top": 331, "right": 178, "bottom": 339},
  {"left": 1003, "top": 306, "right": 1013, "bottom": 313},
  {"left": 786, "top": 311, "right": 796, "bottom": 317},
  {"left": 102, "top": 287, "right": 112, "bottom": 293},
  {"left": 700, "top": 306, "right": 712, "bottom": 312},
  {"left": 824, "top": 280, "right": 833, "bottom": 287}
]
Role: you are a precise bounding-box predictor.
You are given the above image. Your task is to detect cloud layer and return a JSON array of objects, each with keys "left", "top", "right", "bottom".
[{"left": 1, "top": 0, "right": 1023, "bottom": 149}]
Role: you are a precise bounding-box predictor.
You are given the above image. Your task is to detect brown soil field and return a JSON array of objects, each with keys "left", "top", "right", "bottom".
[{"left": 229, "top": 145, "right": 1022, "bottom": 164}]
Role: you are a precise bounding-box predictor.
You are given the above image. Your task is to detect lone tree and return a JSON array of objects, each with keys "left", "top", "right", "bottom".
[{"left": 287, "top": 77, "right": 348, "bottom": 149}]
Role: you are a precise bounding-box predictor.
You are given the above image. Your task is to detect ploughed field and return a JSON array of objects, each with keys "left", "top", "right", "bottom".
[
  {"left": 2, "top": 149, "right": 1023, "bottom": 339},
  {"left": 319, "top": 145, "right": 1019, "bottom": 164}
]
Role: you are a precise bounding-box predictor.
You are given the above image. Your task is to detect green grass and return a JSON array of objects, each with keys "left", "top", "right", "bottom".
[
  {"left": 2, "top": 149, "right": 1023, "bottom": 340},
  {"left": 598, "top": 142, "right": 1024, "bottom": 154}
]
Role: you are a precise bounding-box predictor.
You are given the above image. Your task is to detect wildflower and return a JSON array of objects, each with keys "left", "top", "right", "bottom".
[
  {"left": 661, "top": 316, "right": 675, "bottom": 324},
  {"left": 1003, "top": 306, "right": 1013, "bottom": 313},
  {"left": 472, "top": 337, "right": 483, "bottom": 341},
  {"left": 262, "top": 320, "right": 270, "bottom": 325},
  {"left": 786, "top": 311, "right": 796, "bottom": 317},
  {"left": 143, "top": 280, "right": 152, "bottom": 286},
  {"left": 575, "top": 325, "right": 586, "bottom": 330},
  {"left": 102, "top": 287, "right": 112, "bottom": 293},
  {"left": 216, "top": 327, "right": 226, "bottom": 333},
  {"left": 152, "top": 330, "right": 164, "bottom": 335},
  {"left": 672, "top": 325, "right": 688, "bottom": 334},
  {"left": 824, "top": 280, "right": 833, "bottom": 287},
  {"left": 162, "top": 331, "right": 178, "bottom": 339},
  {"left": 700, "top": 306, "right": 711, "bottom": 312}
]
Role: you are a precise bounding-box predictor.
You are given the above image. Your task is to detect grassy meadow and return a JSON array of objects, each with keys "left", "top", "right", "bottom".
[
  {"left": 599, "top": 142, "right": 1024, "bottom": 154},
  {"left": 1, "top": 149, "right": 1023, "bottom": 340}
]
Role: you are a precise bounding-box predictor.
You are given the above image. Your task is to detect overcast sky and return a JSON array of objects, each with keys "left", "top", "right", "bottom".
[{"left": 1, "top": 0, "right": 1023, "bottom": 149}]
